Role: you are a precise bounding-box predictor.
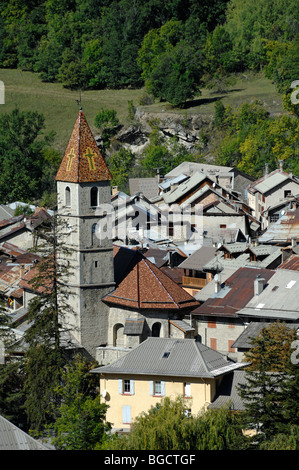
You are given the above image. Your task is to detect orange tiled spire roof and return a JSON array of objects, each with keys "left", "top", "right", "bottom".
[{"left": 55, "top": 109, "right": 112, "bottom": 183}]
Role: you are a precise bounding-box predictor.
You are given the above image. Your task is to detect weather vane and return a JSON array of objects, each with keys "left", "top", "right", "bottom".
[{"left": 75, "top": 89, "right": 82, "bottom": 110}]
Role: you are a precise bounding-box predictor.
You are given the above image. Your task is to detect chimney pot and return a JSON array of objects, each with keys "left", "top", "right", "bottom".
[{"left": 254, "top": 275, "right": 265, "bottom": 295}]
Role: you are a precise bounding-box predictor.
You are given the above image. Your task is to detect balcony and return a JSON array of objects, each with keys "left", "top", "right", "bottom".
[{"left": 182, "top": 276, "right": 207, "bottom": 289}]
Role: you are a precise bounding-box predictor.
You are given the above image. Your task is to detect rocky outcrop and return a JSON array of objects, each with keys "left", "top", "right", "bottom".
[{"left": 111, "top": 107, "right": 213, "bottom": 155}]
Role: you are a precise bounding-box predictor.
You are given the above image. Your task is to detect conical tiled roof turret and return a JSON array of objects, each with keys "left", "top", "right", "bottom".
[{"left": 55, "top": 109, "right": 112, "bottom": 183}]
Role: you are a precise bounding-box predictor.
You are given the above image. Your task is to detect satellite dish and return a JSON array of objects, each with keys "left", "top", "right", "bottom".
[{"left": 101, "top": 389, "right": 107, "bottom": 398}]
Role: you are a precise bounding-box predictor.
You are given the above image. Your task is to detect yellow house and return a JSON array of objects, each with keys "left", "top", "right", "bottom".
[{"left": 91, "top": 337, "right": 244, "bottom": 431}]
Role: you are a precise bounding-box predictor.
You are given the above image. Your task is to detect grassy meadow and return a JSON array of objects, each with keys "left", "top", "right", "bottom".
[{"left": 0, "top": 68, "right": 284, "bottom": 154}]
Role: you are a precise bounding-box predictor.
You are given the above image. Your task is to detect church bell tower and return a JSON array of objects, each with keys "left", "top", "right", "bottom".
[{"left": 55, "top": 109, "right": 115, "bottom": 358}]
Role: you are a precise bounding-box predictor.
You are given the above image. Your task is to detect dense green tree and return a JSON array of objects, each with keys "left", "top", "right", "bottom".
[
  {"left": 214, "top": 100, "right": 299, "bottom": 178},
  {"left": 137, "top": 19, "right": 184, "bottom": 83},
  {"left": 104, "top": 396, "right": 247, "bottom": 450},
  {"left": 0, "top": 0, "right": 296, "bottom": 95},
  {"left": 23, "top": 214, "right": 75, "bottom": 433},
  {"left": 141, "top": 119, "right": 196, "bottom": 175},
  {"left": 50, "top": 355, "right": 111, "bottom": 450},
  {"left": 243, "top": 322, "right": 297, "bottom": 373},
  {"left": 0, "top": 360, "right": 27, "bottom": 430},
  {"left": 224, "top": 0, "right": 298, "bottom": 71},
  {"left": 107, "top": 147, "right": 136, "bottom": 192},
  {"left": 0, "top": 108, "right": 55, "bottom": 204},
  {"left": 34, "top": 35, "right": 64, "bottom": 82},
  {"left": 147, "top": 44, "right": 201, "bottom": 106},
  {"left": 137, "top": 19, "right": 203, "bottom": 106},
  {"left": 260, "top": 426, "right": 299, "bottom": 450},
  {"left": 17, "top": 5, "right": 47, "bottom": 71},
  {"left": 0, "top": 304, "right": 27, "bottom": 429},
  {"left": 57, "top": 49, "right": 89, "bottom": 90},
  {"left": 277, "top": 341, "right": 299, "bottom": 432},
  {"left": 214, "top": 101, "right": 226, "bottom": 127},
  {"left": 203, "top": 25, "right": 234, "bottom": 78},
  {"left": 238, "top": 322, "right": 298, "bottom": 445},
  {"left": 94, "top": 107, "right": 120, "bottom": 152}
]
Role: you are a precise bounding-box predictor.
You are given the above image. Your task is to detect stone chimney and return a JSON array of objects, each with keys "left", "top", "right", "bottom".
[
  {"left": 214, "top": 274, "right": 221, "bottom": 293},
  {"left": 279, "top": 160, "right": 283, "bottom": 172},
  {"left": 254, "top": 275, "right": 265, "bottom": 296},
  {"left": 264, "top": 163, "right": 269, "bottom": 177}
]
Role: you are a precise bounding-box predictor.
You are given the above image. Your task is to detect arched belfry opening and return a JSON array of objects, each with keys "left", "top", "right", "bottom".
[
  {"left": 65, "top": 186, "right": 71, "bottom": 207},
  {"left": 90, "top": 186, "right": 98, "bottom": 207}
]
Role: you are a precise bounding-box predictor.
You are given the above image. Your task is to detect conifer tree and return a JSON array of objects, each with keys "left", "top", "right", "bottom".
[
  {"left": 0, "top": 306, "right": 27, "bottom": 429},
  {"left": 50, "top": 355, "right": 110, "bottom": 450},
  {"left": 23, "top": 212, "right": 76, "bottom": 434},
  {"left": 237, "top": 322, "right": 297, "bottom": 445}
]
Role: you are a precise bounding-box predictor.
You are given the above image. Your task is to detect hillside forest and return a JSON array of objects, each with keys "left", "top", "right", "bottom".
[{"left": 0, "top": 0, "right": 298, "bottom": 203}]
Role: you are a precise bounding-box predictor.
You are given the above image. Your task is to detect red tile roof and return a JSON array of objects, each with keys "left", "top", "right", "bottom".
[
  {"left": 19, "top": 258, "right": 53, "bottom": 294},
  {"left": 192, "top": 267, "right": 275, "bottom": 317},
  {"left": 104, "top": 246, "right": 199, "bottom": 311},
  {"left": 55, "top": 110, "right": 112, "bottom": 183},
  {"left": 278, "top": 254, "right": 299, "bottom": 271}
]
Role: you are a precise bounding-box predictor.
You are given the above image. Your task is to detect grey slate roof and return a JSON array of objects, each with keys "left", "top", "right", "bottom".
[
  {"left": 163, "top": 171, "right": 208, "bottom": 204},
  {"left": 159, "top": 173, "right": 189, "bottom": 191},
  {"left": 0, "top": 414, "right": 48, "bottom": 450},
  {"left": 129, "top": 178, "right": 159, "bottom": 200},
  {"left": 237, "top": 269, "right": 299, "bottom": 320},
  {"left": 178, "top": 246, "right": 218, "bottom": 271},
  {"left": 258, "top": 208, "right": 299, "bottom": 244},
  {"left": 232, "top": 322, "right": 299, "bottom": 349},
  {"left": 124, "top": 318, "right": 145, "bottom": 335},
  {"left": 91, "top": 337, "right": 244, "bottom": 379},
  {"left": 0, "top": 205, "right": 14, "bottom": 222},
  {"left": 164, "top": 162, "right": 233, "bottom": 179},
  {"left": 208, "top": 370, "right": 247, "bottom": 411},
  {"left": 252, "top": 172, "right": 290, "bottom": 194},
  {"left": 194, "top": 267, "right": 238, "bottom": 302},
  {"left": 169, "top": 319, "right": 195, "bottom": 332}
]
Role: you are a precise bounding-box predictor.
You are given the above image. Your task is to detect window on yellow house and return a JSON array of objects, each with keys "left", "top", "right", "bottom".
[
  {"left": 154, "top": 381, "right": 161, "bottom": 395},
  {"left": 122, "top": 405, "right": 131, "bottom": 424},
  {"left": 149, "top": 380, "right": 165, "bottom": 396},
  {"left": 184, "top": 382, "right": 191, "bottom": 397},
  {"left": 119, "top": 379, "right": 134, "bottom": 395}
]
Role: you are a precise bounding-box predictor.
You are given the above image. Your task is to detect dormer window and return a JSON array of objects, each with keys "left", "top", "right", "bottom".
[
  {"left": 90, "top": 186, "right": 98, "bottom": 207},
  {"left": 65, "top": 186, "right": 71, "bottom": 207}
]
